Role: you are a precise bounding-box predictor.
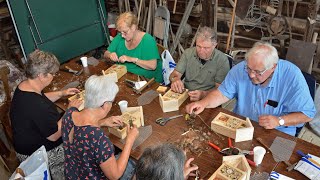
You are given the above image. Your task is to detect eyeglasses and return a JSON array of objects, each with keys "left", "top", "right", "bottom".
[
  {"left": 244, "top": 65, "right": 269, "bottom": 76},
  {"left": 101, "top": 100, "right": 114, "bottom": 107},
  {"left": 118, "top": 28, "right": 130, "bottom": 36},
  {"left": 196, "top": 45, "right": 213, "bottom": 51}
]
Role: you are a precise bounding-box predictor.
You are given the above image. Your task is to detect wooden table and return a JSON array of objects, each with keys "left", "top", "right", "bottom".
[{"left": 50, "top": 58, "right": 319, "bottom": 179}]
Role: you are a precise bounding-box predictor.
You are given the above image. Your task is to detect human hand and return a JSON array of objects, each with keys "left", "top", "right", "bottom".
[
  {"left": 258, "top": 115, "right": 279, "bottom": 129},
  {"left": 68, "top": 99, "right": 83, "bottom": 109},
  {"left": 99, "top": 116, "right": 123, "bottom": 127},
  {"left": 108, "top": 52, "right": 119, "bottom": 62},
  {"left": 126, "top": 125, "right": 139, "bottom": 143},
  {"left": 118, "top": 55, "right": 133, "bottom": 63},
  {"left": 171, "top": 79, "right": 185, "bottom": 93},
  {"left": 183, "top": 158, "right": 198, "bottom": 180},
  {"left": 188, "top": 90, "right": 204, "bottom": 101},
  {"left": 62, "top": 88, "right": 80, "bottom": 96},
  {"left": 185, "top": 102, "right": 205, "bottom": 115}
]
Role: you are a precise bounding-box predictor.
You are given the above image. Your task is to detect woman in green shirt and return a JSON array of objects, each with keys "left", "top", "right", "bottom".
[{"left": 104, "top": 12, "right": 163, "bottom": 83}]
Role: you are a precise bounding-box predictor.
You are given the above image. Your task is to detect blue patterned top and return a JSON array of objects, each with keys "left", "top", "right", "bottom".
[{"left": 62, "top": 107, "right": 114, "bottom": 179}]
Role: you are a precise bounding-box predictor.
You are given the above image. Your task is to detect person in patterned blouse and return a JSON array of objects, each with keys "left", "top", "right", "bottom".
[{"left": 62, "top": 75, "right": 139, "bottom": 179}]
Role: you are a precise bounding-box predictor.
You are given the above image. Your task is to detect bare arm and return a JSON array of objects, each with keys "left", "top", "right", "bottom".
[
  {"left": 186, "top": 89, "right": 230, "bottom": 114},
  {"left": 46, "top": 99, "right": 82, "bottom": 141},
  {"left": 259, "top": 112, "right": 312, "bottom": 129},
  {"left": 46, "top": 118, "right": 62, "bottom": 141},
  {"left": 119, "top": 55, "right": 157, "bottom": 70},
  {"left": 45, "top": 88, "right": 79, "bottom": 102},
  {"left": 100, "top": 126, "right": 139, "bottom": 179}
]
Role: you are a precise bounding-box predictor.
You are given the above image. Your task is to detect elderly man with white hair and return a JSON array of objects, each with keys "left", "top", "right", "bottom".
[
  {"left": 186, "top": 42, "right": 316, "bottom": 136},
  {"left": 62, "top": 75, "right": 139, "bottom": 180}
]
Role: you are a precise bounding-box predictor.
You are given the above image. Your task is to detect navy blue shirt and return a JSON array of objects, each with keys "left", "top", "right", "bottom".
[{"left": 62, "top": 107, "right": 114, "bottom": 179}]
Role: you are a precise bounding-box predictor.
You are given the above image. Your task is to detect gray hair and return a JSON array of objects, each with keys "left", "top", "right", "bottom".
[
  {"left": 84, "top": 75, "right": 119, "bottom": 108},
  {"left": 26, "top": 49, "right": 60, "bottom": 79},
  {"left": 195, "top": 26, "right": 217, "bottom": 44},
  {"left": 136, "top": 143, "right": 185, "bottom": 180},
  {"left": 245, "top": 42, "right": 279, "bottom": 69}
]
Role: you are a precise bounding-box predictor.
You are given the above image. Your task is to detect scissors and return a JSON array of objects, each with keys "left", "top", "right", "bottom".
[{"left": 155, "top": 114, "right": 183, "bottom": 126}]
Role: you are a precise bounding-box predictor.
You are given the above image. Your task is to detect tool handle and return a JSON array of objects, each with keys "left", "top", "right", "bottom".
[
  {"left": 208, "top": 142, "right": 221, "bottom": 152},
  {"left": 297, "top": 150, "right": 308, "bottom": 158},
  {"left": 167, "top": 114, "right": 183, "bottom": 120},
  {"left": 246, "top": 158, "right": 256, "bottom": 167},
  {"left": 256, "top": 137, "right": 271, "bottom": 152},
  {"left": 228, "top": 137, "right": 233, "bottom": 148}
]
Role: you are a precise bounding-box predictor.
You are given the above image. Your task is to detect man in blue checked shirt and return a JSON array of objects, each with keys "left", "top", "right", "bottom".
[
  {"left": 186, "top": 42, "right": 316, "bottom": 136},
  {"left": 169, "top": 26, "right": 230, "bottom": 101}
]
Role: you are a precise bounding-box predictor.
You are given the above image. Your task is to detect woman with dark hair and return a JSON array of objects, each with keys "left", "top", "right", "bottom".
[{"left": 10, "top": 49, "right": 81, "bottom": 179}]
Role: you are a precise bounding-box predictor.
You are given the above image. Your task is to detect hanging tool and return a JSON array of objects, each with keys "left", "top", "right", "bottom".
[{"left": 155, "top": 114, "right": 183, "bottom": 126}]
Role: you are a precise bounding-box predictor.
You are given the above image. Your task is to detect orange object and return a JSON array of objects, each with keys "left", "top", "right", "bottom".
[
  {"left": 228, "top": 137, "right": 233, "bottom": 148},
  {"left": 208, "top": 142, "right": 221, "bottom": 152}
]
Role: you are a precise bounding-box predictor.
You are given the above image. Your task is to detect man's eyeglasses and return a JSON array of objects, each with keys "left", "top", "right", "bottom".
[
  {"left": 101, "top": 100, "right": 114, "bottom": 107},
  {"left": 244, "top": 65, "right": 269, "bottom": 76},
  {"left": 196, "top": 45, "right": 213, "bottom": 51}
]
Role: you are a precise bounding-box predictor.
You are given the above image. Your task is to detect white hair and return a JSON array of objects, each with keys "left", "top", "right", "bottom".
[
  {"left": 245, "top": 42, "right": 279, "bottom": 69},
  {"left": 84, "top": 75, "right": 119, "bottom": 108}
]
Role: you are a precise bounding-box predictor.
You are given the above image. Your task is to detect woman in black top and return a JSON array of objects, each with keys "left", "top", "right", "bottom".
[{"left": 10, "top": 49, "right": 81, "bottom": 179}]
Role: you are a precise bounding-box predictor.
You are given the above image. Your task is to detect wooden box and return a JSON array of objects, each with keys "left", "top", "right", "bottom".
[
  {"left": 109, "top": 106, "right": 144, "bottom": 139},
  {"left": 68, "top": 90, "right": 85, "bottom": 111},
  {"left": 159, "top": 89, "right": 189, "bottom": 112},
  {"left": 208, "top": 162, "right": 246, "bottom": 180},
  {"left": 102, "top": 64, "right": 127, "bottom": 82},
  {"left": 223, "top": 155, "right": 251, "bottom": 180},
  {"left": 211, "top": 112, "right": 254, "bottom": 142}
]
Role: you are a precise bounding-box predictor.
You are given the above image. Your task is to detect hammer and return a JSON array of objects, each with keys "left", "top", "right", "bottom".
[{"left": 283, "top": 161, "right": 298, "bottom": 171}]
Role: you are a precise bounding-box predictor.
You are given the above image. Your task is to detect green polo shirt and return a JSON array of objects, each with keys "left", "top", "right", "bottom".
[
  {"left": 175, "top": 47, "right": 230, "bottom": 91},
  {"left": 107, "top": 33, "right": 163, "bottom": 83}
]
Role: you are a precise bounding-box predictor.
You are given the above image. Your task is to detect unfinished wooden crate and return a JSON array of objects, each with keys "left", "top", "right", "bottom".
[
  {"left": 109, "top": 106, "right": 144, "bottom": 139},
  {"left": 208, "top": 162, "right": 246, "bottom": 180},
  {"left": 211, "top": 112, "right": 254, "bottom": 142},
  {"left": 68, "top": 90, "right": 85, "bottom": 111},
  {"left": 102, "top": 64, "right": 127, "bottom": 82},
  {"left": 223, "top": 155, "right": 251, "bottom": 180},
  {"left": 159, "top": 89, "right": 189, "bottom": 112}
]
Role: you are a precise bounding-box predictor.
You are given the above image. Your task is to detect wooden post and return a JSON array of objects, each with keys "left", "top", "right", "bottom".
[
  {"left": 226, "top": 0, "right": 237, "bottom": 53},
  {"left": 201, "top": 0, "right": 214, "bottom": 27}
]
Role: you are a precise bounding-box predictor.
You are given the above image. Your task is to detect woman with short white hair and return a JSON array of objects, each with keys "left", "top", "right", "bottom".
[{"left": 62, "top": 75, "right": 139, "bottom": 179}]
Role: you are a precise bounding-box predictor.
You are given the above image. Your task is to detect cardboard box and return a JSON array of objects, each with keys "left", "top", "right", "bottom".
[
  {"left": 211, "top": 112, "right": 254, "bottom": 142},
  {"left": 109, "top": 106, "right": 144, "bottom": 139},
  {"left": 68, "top": 90, "right": 85, "bottom": 111},
  {"left": 159, "top": 89, "right": 189, "bottom": 112},
  {"left": 102, "top": 64, "right": 127, "bottom": 82}
]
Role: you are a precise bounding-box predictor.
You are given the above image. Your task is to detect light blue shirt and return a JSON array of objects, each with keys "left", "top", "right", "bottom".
[{"left": 218, "top": 60, "right": 316, "bottom": 136}]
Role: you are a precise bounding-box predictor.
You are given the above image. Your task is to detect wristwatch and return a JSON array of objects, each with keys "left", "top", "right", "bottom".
[{"left": 278, "top": 116, "right": 285, "bottom": 126}]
